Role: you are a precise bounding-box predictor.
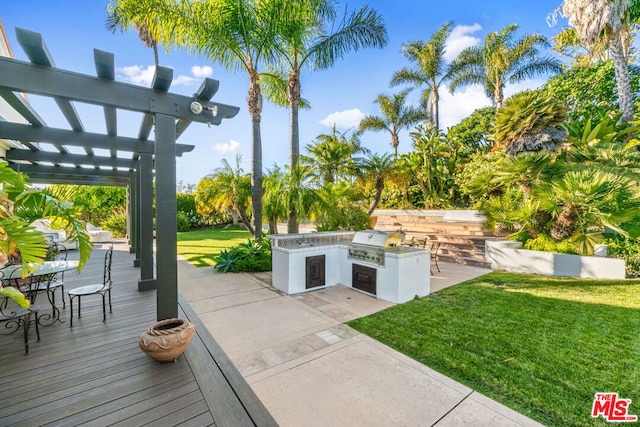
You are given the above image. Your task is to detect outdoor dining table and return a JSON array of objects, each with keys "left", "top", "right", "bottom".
[{"left": 1, "top": 260, "right": 80, "bottom": 325}]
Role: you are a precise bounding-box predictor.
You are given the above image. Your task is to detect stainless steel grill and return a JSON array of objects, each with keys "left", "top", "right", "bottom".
[{"left": 347, "top": 230, "right": 402, "bottom": 266}]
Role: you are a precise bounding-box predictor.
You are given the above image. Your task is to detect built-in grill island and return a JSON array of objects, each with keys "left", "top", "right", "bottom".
[{"left": 269, "top": 231, "right": 430, "bottom": 304}]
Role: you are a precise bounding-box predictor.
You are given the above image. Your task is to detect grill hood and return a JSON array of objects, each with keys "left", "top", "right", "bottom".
[{"left": 351, "top": 230, "right": 402, "bottom": 248}]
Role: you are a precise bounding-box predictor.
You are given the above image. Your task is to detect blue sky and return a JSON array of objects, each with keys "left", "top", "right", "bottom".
[{"left": 1, "top": 0, "right": 567, "bottom": 186}]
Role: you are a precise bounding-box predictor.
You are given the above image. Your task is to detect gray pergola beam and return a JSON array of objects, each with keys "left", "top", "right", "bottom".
[
  {"left": 137, "top": 66, "right": 174, "bottom": 145},
  {"left": 25, "top": 174, "right": 129, "bottom": 186},
  {"left": 94, "top": 50, "right": 117, "bottom": 162},
  {"left": 0, "top": 88, "right": 45, "bottom": 129},
  {"left": 6, "top": 149, "right": 137, "bottom": 169},
  {"left": 176, "top": 78, "right": 219, "bottom": 138},
  {"left": 0, "top": 57, "right": 239, "bottom": 124},
  {"left": 0, "top": 121, "right": 193, "bottom": 155},
  {"left": 9, "top": 163, "right": 131, "bottom": 178}
]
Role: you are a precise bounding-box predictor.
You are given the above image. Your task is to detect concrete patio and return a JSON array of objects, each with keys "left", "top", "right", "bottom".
[{"left": 178, "top": 258, "right": 545, "bottom": 427}]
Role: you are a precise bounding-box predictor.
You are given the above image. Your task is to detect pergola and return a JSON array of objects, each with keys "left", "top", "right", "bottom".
[{"left": 0, "top": 28, "right": 239, "bottom": 320}]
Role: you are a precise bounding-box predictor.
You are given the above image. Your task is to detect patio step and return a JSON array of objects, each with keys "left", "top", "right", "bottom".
[
  {"left": 438, "top": 246, "right": 487, "bottom": 261},
  {"left": 437, "top": 253, "right": 492, "bottom": 269}
]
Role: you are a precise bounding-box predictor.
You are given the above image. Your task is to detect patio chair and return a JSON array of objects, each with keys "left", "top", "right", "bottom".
[
  {"left": 30, "top": 219, "right": 79, "bottom": 250},
  {"left": 28, "top": 243, "right": 68, "bottom": 310},
  {"left": 68, "top": 245, "right": 113, "bottom": 327},
  {"left": 86, "top": 223, "right": 112, "bottom": 243},
  {"left": 423, "top": 240, "right": 441, "bottom": 275},
  {"left": 0, "top": 267, "right": 41, "bottom": 354}
]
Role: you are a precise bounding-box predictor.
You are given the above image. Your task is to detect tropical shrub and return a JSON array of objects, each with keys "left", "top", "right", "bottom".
[
  {"left": 605, "top": 235, "right": 640, "bottom": 277},
  {"left": 446, "top": 106, "right": 496, "bottom": 154},
  {"left": 213, "top": 237, "right": 272, "bottom": 273},
  {"left": 102, "top": 207, "right": 128, "bottom": 237},
  {"left": 541, "top": 61, "right": 640, "bottom": 121},
  {"left": 522, "top": 234, "right": 578, "bottom": 255}
]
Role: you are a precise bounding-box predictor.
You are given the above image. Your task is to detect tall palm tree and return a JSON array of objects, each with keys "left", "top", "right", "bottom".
[
  {"left": 358, "top": 89, "right": 424, "bottom": 158},
  {"left": 391, "top": 21, "right": 454, "bottom": 130},
  {"left": 560, "top": 0, "right": 634, "bottom": 122},
  {"left": 109, "top": 0, "right": 281, "bottom": 241},
  {"left": 449, "top": 24, "right": 562, "bottom": 107},
  {"left": 261, "top": 0, "right": 387, "bottom": 233},
  {"left": 357, "top": 153, "right": 395, "bottom": 215}
]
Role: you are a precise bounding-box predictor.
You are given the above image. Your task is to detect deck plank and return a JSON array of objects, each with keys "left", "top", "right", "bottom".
[{"left": 0, "top": 242, "right": 275, "bottom": 426}]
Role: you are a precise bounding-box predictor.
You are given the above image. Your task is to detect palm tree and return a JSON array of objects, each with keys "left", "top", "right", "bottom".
[
  {"left": 560, "top": 0, "right": 634, "bottom": 122},
  {"left": 261, "top": 0, "right": 387, "bottom": 233},
  {"left": 449, "top": 23, "right": 562, "bottom": 107},
  {"left": 200, "top": 155, "right": 254, "bottom": 234},
  {"left": 358, "top": 153, "right": 395, "bottom": 215},
  {"left": 358, "top": 89, "right": 424, "bottom": 158},
  {"left": 391, "top": 21, "right": 454, "bottom": 130},
  {"left": 262, "top": 166, "right": 288, "bottom": 235},
  {"left": 106, "top": 2, "right": 160, "bottom": 66},
  {"left": 109, "top": 0, "right": 281, "bottom": 241},
  {"left": 302, "top": 126, "right": 364, "bottom": 185}
]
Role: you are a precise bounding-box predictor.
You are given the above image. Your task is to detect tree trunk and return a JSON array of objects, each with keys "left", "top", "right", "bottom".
[
  {"left": 391, "top": 133, "right": 399, "bottom": 158},
  {"left": 367, "top": 178, "right": 385, "bottom": 215},
  {"left": 247, "top": 68, "right": 263, "bottom": 242},
  {"left": 287, "top": 68, "right": 301, "bottom": 233},
  {"left": 432, "top": 83, "right": 440, "bottom": 131},
  {"left": 494, "top": 78, "right": 503, "bottom": 108},
  {"left": 235, "top": 205, "right": 255, "bottom": 236},
  {"left": 609, "top": 34, "right": 634, "bottom": 123},
  {"left": 269, "top": 216, "right": 277, "bottom": 235},
  {"left": 152, "top": 43, "right": 159, "bottom": 67}
]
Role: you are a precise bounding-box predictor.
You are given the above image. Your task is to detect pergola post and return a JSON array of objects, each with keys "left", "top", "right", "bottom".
[
  {"left": 133, "top": 167, "right": 141, "bottom": 266},
  {"left": 127, "top": 174, "right": 136, "bottom": 254},
  {"left": 137, "top": 152, "right": 156, "bottom": 291},
  {"left": 155, "top": 114, "right": 178, "bottom": 320}
]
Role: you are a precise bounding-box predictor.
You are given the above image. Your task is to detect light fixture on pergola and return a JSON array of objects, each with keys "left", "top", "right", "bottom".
[{"left": 0, "top": 28, "right": 240, "bottom": 320}]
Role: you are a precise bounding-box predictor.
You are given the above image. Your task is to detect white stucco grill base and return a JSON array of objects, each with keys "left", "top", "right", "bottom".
[{"left": 270, "top": 232, "right": 430, "bottom": 304}]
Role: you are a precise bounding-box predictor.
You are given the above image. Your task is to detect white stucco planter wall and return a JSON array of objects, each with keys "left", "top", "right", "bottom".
[{"left": 485, "top": 240, "right": 626, "bottom": 279}]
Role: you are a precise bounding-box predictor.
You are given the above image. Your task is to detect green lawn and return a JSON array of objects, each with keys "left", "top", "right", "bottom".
[
  {"left": 348, "top": 271, "right": 640, "bottom": 427},
  {"left": 177, "top": 228, "right": 251, "bottom": 267}
]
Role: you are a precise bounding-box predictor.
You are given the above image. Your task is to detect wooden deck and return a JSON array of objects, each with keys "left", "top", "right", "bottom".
[{"left": 0, "top": 242, "right": 277, "bottom": 427}]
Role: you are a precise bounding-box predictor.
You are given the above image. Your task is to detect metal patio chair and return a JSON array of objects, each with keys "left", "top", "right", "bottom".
[
  {"left": 29, "top": 243, "right": 68, "bottom": 311},
  {"left": 0, "top": 267, "right": 41, "bottom": 354},
  {"left": 68, "top": 245, "right": 113, "bottom": 327}
]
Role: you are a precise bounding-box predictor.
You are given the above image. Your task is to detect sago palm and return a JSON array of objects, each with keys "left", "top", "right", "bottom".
[{"left": 449, "top": 23, "right": 561, "bottom": 107}]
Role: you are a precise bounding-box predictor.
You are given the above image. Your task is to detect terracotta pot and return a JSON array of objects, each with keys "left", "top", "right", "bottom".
[{"left": 138, "top": 318, "right": 196, "bottom": 363}]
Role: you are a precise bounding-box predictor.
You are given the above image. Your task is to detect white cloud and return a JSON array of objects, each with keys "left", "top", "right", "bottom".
[
  {"left": 191, "top": 65, "right": 213, "bottom": 78},
  {"left": 117, "top": 64, "right": 211, "bottom": 86},
  {"left": 211, "top": 139, "right": 241, "bottom": 154},
  {"left": 118, "top": 65, "right": 156, "bottom": 86},
  {"left": 173, "top": 75, "right": 197, "bottom": 85},
  {"left": 438, "top": 78, "right": 549, "bottom": 130},
  {"left": 319, "top": 108, "right": 366, "bottom": 129},
  {"left": 444, "top": 23, "right": 482, "bottom": 62},
  {"left": 439, "top": 84, "right": 491, "bottom": 130}
]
